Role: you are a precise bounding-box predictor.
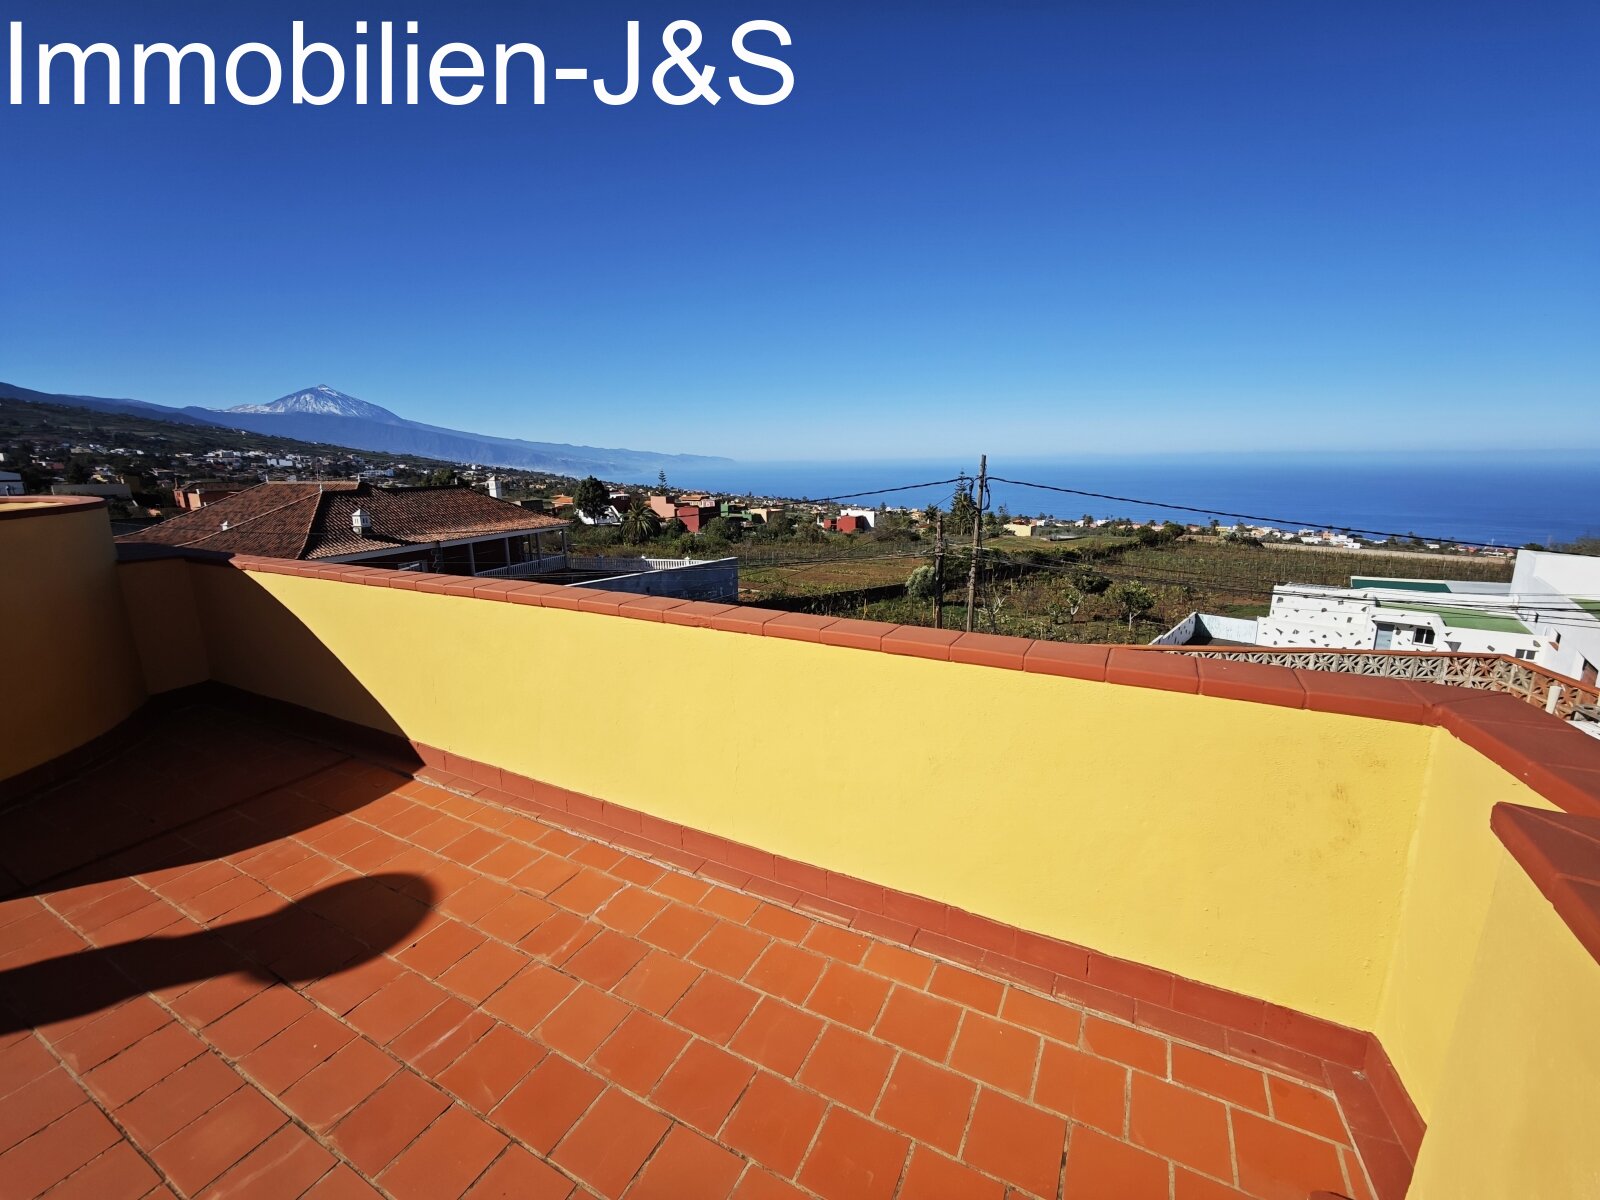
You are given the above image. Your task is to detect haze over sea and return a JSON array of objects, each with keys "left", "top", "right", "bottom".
[{"left": 680, "top": 453, "right": 1600, "bottom": 549}]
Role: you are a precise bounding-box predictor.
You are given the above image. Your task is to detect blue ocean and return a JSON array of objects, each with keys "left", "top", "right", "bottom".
[{"left": 672, "top": 453, "right": 1600, "bottom": 548}]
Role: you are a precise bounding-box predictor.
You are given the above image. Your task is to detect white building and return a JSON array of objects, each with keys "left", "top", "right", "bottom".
[
  {"left": 838, "top": 507, "right": 877, "bottom": 530},
  {"left": 1252, "top": 549, "right": 1600, "bottom": 683}
]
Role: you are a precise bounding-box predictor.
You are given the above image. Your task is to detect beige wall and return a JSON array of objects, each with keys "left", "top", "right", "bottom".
[{"left": 0, "top": 502, "right": 147, "bottom": 779}]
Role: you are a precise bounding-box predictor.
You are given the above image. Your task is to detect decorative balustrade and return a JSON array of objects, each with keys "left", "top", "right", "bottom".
[{"left": 1156, "top": 645, "right": 1600, "bottom": 721}]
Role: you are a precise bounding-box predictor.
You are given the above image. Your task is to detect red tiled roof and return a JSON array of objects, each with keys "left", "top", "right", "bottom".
[{"left": 115, "top": 482, "right": 566, "bottom": 561}]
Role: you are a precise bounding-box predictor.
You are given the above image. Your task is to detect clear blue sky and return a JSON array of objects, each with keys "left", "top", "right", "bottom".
[{"left": 2, "top": 1, "right": 1595, "bottom": 459}]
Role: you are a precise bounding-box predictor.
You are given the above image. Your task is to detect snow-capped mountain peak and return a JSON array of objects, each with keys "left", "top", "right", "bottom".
[{"left": 225, "top": 385, "right": 399, "bottom": 421}]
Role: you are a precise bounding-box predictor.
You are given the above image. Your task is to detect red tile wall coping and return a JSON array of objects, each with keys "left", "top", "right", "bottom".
[
  {"left": 0, "top": 493, "right": 109, "bottom": 520},
  {"left": 1492, "top": 803, "right": 1600, "bottom": 966}
]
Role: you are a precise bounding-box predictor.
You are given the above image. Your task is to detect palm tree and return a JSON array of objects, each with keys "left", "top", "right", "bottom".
[{"left": 620, "top": 495, "right": 662, "bottom": 545}]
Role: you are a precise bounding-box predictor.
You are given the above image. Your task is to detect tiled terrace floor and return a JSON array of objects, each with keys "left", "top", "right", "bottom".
[{"left": 1, "top": 707, "right": 1377, "bottom": 1200}]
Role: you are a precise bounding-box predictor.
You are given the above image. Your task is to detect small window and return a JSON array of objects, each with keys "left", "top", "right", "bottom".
[
  {"left": 1413, "top": 628, "right": 1435, "bottom": 646},
  {"left": 1514, "top": 648, "right": 1537, "bottom": 661}
]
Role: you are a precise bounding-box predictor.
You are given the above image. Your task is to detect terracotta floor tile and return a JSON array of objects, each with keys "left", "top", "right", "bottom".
[
  {"left": 799, "top": 1024, "right": 896, "bottom": 1114},
  {"left": 399, "top": 920, "right": 485, "bottom": 978},
  {"left": 380, "top": 1105, "right": 508, "bottom": 1200},
  {"left": 551, "top": 1087, "right": 671, "bottom": 1198},
  {"left": 1172, "top": 1044, "right": 1270, "bottom": 1113},
  {"left": 117, "top": 1053, "right": 247, "bottom": 1148},
  {"left": 53, "top": 998, "right": 170, "bottom": 1072},
  {"left": 492, "top": 1054, "right": 605, "bottom": 1153},
  {"left": 1267, "top": 1075, "right": 1350, "bottom": 1143},
  {"left": 238, "top": 1010, "right": 356, "bottom": 1094},
  {"left": 689, "top": 922, "right": 771, "bottom": 979},
  {"left": 482, "top": 964, "right": 579, "bottom": 1033},
  {"left": 83, "top": 1024, "right": 207, "bottom": 1110},
  {"left": 592, "top": 886, "right": 669, "bottom": 938},
  {"left": 1129, "top": 1072, "right": 1233, "bottom": 1180},
  {"left": 1082, "top": 1016, "right": 1169, "bottom": 1076},
  {"left": 730, "top": 998, "right": 825, "bottom": 1077},
  {"left": 280, "top": 1039, "right": 400, "bottom": 1133},
  {"left": 627, "top": 1123, "right": 744, "bottom": 1200},
  {"left": 798, "top": 1106, "right": 910, "bottom": 1200},
  {"left": 0, "top": 1069, "right": 88, "bottom": 1153},
  {"left": 1063, "top": 1124, "right": 1170, "bottom": 1200},
  {"left": 874, "top": 1055, "right": 976, "bottom": 1155},
  {"left": 565, "top": 929, "right": 650, "bottom": 991},
  {"left": 306, "top": 955, "right": 406, "bottom": 1016},
  {"left": 461, "top": 1144, "right": 575, "bottom": 1199},
  {"left": 477, "top": 893, "right": 557, "bottom": 944},
  {"left": 438, "top": 1023, "right": 545, "bottom": 1114},
  {"left": 669, "top": 973, "right": 760, "bottom": 1044},
  {"left": 640, "top": 904, "right": 718, "bottom": 957},
  {"left": 0, "top": 1102, "right": 123, "bottom": 1199},
  {"left": 961, "top": 1088, "right": 1067, "bottom": 1198},
  {"left": 927, "top": 964, "right": 1004, "bottom": 1015},
  {"left": 0, "top": 1034, "right": 58, "bottom": 1101},
  {"left": 39, "top": 1140, "right": 160, "bottom": 1200},
  {"left": 745, "top": 942, "right": 828, "bottom": 1006},
  {"left": 345, "top": 972, "right": 449, "bottom": 1045},
  {"left": 518, "top": 910, "right": 599, "bottom": 965},
  {"left": 385, "top": 997, "right": 482, "bottom": 1072},
  {"left": 1034, "top": 1041, "right": 1129, "bottom": 1136},
  {"left": 873, "top": 986, "right": 962, "bottom": 1062},
  {"left": 949, "top": 1011, "right": 1041, "bottom": 1097},
  {"left": 1231, "top": 1110, "right": 1349, "bottom": 1200},
  {"left": 439, "top": 940, "right": 529, "bottom": 1004},
  {"left": 897, "top": 1146, "right": 1005, "bottom": 1200},
  {"left": 806, "top": 962, "right": 894, "bottom": 1032},
  {"left": 149, "top": 1085, "right": 288, "bottom": 1195},
  {"left": 197, "top": 1124, "right": 335, "bottom": 1200},
  {"left": 1176, "top": 1167, "right": 1256, "bottom": 1200},
  {"left": 800, "top": 923, "right": 870, "bottom": 966},
  {"left": 548, "top": 868, "right": 626, "bottom": 917},
  {"left": 204, "top": 985, "right": 314, "bottom": 1057},
  {"left": 652, "top": 1039, "right": 756, "bottom": 1134},
  {"left": 747, "top": 903, "right": 812, "bottom": 944},
  {"left": 304, "top": 1163, "right": 389, "bottom": 1200},
  {"left": 614, "top": 951, "right": 702, "bottom": 1016},
  {"left": 1001, "top": 987, "right": 1084, "bottom": 1044},
  {"left": 860, "top": 943, "right": 933, "bottom": 990},
  {"left": 330, "top": 1072, "right": 451, "bottom": 1177},
  {"left": 721, "top": 1071, "right": 828, "bottom": 1178},
  {"left": 592, "top": 1010, "right": 691, "bottom": 1095},
  {"left": 538, "top": 984, "right": 630, "bottom": 1061}
]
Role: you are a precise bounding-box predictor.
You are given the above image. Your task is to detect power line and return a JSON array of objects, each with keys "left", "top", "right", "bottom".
[
  {"left": 783, "top": 477, "right": 967, "bottom": 506},
  {"left": 986, "top": 474, "right": 1529, "bottom": 552}
]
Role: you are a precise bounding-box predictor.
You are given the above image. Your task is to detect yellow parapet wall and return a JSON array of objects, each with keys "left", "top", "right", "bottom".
[
  {"left": 189, "top": 565, "right": 1434, "bottom": 1032},
  {"left": 1374, "top": 732, "right": 1556, "bottom": 1124},
  {"left": 0, "top": 499, "right": 147, "bottom": 781},
  {"left": 1406, "top": 856, "right": 1600, "bottom": 1199}
]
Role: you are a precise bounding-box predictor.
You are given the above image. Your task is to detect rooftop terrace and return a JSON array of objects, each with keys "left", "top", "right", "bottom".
[
  {"left": 3, "top": 697, "right": 1383, "bottom": 1200},
  {"left": 5, "top": 494, "right": 1600, "bottom": 1199}
]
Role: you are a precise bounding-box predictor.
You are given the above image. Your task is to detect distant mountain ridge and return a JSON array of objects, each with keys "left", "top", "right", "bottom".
[
  {"left": 226, "top": 386, "right": 401, "bottom": 422},
  {"left": 0, "top": 381, "right": 732, "bottom": 478}
]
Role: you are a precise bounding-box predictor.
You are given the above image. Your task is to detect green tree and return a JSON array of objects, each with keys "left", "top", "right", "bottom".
[
  {"left": 1107, "top": 581, "right": 1156, "bottom": 633},
  {"left": 905, "top": 564, "right": 939, "bottom": 600},
  {"left": 424, "top": 467, "right": 460, "bottom": 488},
  {"left": 949, "top": 486, "right": 978, "bottom": 536},
  {"left": 620, "top": 494, "right": 662, "bottom": 544},
  {"left": 64, "top": 455, "right": 93, "bottom": 484},
  {"left": 662, "top": 517, "right": 688, "bottom": 537},
  {"left": 573, "top": 475, "right": 610, "bottom": 521},
  {"left": 702, "top": 515, "right": 742, "bottom": 542},
  {"left": 1070, "top": 565, "right": 1110, "bottom": 595},
  {"left": 657, "top": 469, "right": 668, "bottom": 490}
]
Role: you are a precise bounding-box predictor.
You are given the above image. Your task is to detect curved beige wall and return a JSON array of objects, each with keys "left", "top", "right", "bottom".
[{"left": 0, "top": 499, "right": 148, "bottom": 781}]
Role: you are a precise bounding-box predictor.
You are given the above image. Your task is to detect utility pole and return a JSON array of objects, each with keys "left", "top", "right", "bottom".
[
  {"left": 933, "top": 513, "right": 945, "bottom": 629},
  {"left": 964, "top": 454, "right": 987, "bottom": 633}
]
